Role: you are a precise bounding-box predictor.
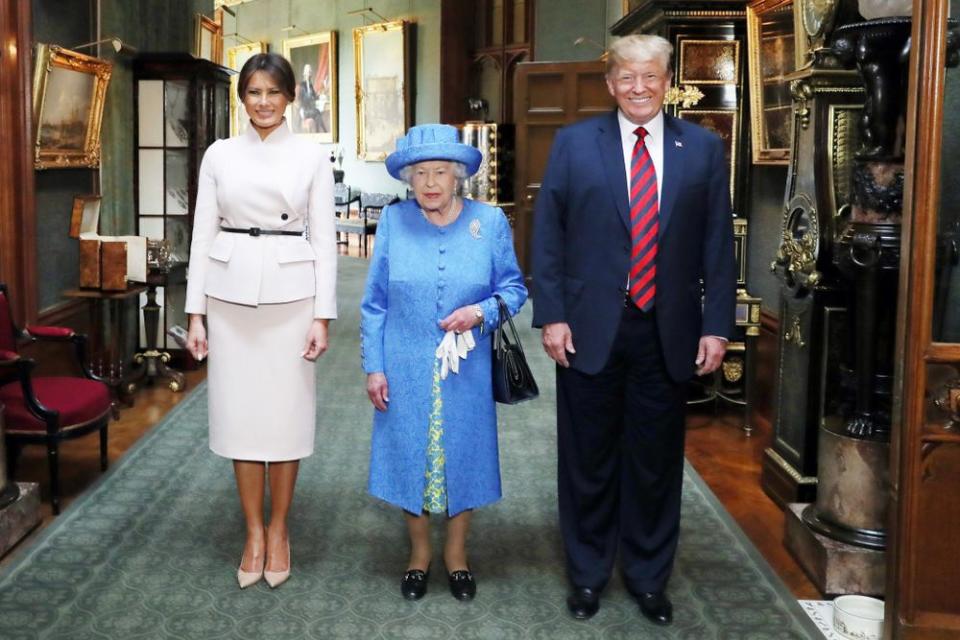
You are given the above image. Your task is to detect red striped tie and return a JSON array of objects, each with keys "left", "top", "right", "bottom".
[{"left": 629, "top": 126, "right": 658, "bottom": 311}]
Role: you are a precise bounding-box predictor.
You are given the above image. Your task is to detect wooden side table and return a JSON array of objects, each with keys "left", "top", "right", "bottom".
[{"left": 63, "top": 285, "right": 148, "bottom": 403}]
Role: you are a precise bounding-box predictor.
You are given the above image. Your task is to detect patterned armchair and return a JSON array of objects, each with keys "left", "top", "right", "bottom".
[{"left": 0, "top": 283, "right": 116, "bottom": 514}]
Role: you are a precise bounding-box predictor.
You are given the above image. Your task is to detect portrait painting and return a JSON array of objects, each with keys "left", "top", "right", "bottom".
[
  {"left": 32, "top": 44, "right": 112, "bottom": 169},
  {"left": 227, "top": 41, "right": 268, "bottom": 136},
  {"left": 678, "top": 109, "right": 738, "bottom": 198},
  {"left": 283, "top": 31, "right": 338, "bottom": 143},
  {"left": 353, "top": 21, "right": 410, "bottom": 161}
]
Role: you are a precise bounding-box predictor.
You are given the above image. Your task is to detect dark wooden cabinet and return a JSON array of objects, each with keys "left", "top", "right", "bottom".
[{"left": 133, "top": 54, "right": 230, "bottom": 354}]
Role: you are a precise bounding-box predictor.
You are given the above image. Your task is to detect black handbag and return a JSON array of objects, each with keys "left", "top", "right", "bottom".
[{"left": 492, "top": 294, "right": 539, "bottom": 404}]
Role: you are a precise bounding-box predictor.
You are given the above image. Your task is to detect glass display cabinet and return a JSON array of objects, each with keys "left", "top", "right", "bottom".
[{"left": 133, "top": 54, "right": 230, "bottom": 361}]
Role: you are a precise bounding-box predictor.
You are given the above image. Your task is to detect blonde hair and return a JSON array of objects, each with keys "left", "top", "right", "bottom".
[{"left": 605, "top": 34, "right": 673, "bottom": 77}]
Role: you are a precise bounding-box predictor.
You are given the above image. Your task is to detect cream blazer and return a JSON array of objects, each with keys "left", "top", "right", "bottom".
[{"left": 184, "top": 123, "right": 337, "bottom": 319}]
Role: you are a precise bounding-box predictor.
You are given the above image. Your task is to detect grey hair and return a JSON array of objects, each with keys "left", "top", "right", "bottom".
[
  {"left": 398, "top": 161, "right": 469, "bottom": 192},
  {"left": 605, "top": 34, "right": 673, "bottom": 77}
]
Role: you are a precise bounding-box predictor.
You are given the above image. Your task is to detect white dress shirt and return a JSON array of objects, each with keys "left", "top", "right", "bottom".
[{"left": 617, "top": 109, "right": 664, "bottom": 201}]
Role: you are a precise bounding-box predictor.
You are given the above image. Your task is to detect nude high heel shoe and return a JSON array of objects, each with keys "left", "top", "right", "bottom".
[
  {"left": 237, "top": 552, "right": 264, "bottom": 589},
  {"left": 264, "top": 541, "right": 291, "bottom": 589}
]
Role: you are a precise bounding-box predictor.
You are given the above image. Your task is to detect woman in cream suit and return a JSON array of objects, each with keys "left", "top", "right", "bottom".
[{"left": 185, "top": 53, "right": 337, "bottom": 589}]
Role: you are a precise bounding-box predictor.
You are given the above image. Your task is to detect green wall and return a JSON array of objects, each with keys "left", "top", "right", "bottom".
[
  {"left": 32, "top": 0, "right": 209, "bottom": 312},
  {"left": 32, "top": 0, "right": 95, "bottom": 311},
  {"left": 535, "top": 0, "right": 621, "bottom": 61},
  {"left": 223, "top": 0, "right": 441, "bottom": 196}
]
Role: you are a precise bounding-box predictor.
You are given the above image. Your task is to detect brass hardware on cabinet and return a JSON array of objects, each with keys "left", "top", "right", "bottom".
[
  {"left": 784, "top": 315, "right": 806, "bottom": 348},
  {"left": 933, "top": 377, "right": 960, "bottom": 429}
]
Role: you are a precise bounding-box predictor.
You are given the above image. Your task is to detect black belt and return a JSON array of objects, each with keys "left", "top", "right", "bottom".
[{"left": 220, "top": 226, "right": 303, "bottom": 237}]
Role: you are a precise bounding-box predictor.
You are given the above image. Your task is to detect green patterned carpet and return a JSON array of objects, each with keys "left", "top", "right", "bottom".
[{"left": 0, "top": 258, "right": 820, "bottom": 639}]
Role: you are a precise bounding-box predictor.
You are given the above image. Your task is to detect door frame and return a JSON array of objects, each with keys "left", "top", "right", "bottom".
[{"left": 887, "top": 0, "right": 960, "bottom": 636}]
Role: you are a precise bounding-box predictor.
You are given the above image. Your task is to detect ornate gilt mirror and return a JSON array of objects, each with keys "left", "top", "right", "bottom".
[{"left": 747, "top": 0, "right": 797, "bottom": 164}]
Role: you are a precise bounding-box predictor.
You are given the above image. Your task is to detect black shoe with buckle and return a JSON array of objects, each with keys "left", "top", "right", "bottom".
[
  {"left": 447, "top": 569, "right": 476, "bottom": 600},
  {"left": 637, "top": 591, "right": 673, "bottom": 625},
  {"left": 400, "top": 568, "right": 429, "bottom": 600}
]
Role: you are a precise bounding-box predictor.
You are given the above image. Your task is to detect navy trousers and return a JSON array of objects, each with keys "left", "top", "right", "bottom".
[{"left": 556, "top": 303, "right": 687, "bottom": 594}]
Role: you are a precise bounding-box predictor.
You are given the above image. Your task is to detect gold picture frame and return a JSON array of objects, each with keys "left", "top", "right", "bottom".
[
  {"left": 283, "top": 31, "right": 339, "bottom": 143},
  {"left": 194, "top": 13, "right": 223, "bottom": 64},
  {"left": 353, "top": 20, "right": 411, "bottom": 161},
  {"left": 32, "top": 44, "right": 112, "bottom": 170},
  {"left": 227, "top": 41, "right": 268, "bottom": 137},
  {"left": 747, "top": 0, "right": 796, "bottom": 165}
]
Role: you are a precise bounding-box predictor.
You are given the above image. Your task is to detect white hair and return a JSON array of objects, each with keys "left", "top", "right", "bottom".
[
  {"left": 606, "top": 34, "right": 673, "bottom": 76},
  {"left": 398, "top": 161, "right": 469, "bottom": 191}
]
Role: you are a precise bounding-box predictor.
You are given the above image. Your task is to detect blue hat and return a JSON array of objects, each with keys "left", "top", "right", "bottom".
[{"left": 385, "top": 124, "right": 483, "bottom": 180}]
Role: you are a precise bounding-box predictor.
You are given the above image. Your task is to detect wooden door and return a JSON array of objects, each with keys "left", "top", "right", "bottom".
[
  {"left": 887, "top": 0, "right": 960, "bottom": 636},
  {"left": 512, "top": 60, "right": 615, "bottom": 274},
  {"left": 0, "top": 0, "right": 36, "bottom": 324}
]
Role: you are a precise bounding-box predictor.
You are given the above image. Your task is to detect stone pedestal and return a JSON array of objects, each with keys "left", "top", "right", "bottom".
[
  {"left": 0, "top": 483, "right": 42, "bottom": 559},
  {"left": 785, "top": 502, "right": 885, "bottom": 596}
]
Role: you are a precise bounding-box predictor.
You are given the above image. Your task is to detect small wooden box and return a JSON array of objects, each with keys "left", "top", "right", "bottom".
[
  {"left": 79, "top": 239, "right": 101, "bottom": 288},
  {"left": 100, "top": 241, "right": 128, "bottom": 291}
]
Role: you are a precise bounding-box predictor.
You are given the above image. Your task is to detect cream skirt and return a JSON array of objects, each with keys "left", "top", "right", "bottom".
[{"left": 206, "top": 296, "right": 316, "bottom": 461}]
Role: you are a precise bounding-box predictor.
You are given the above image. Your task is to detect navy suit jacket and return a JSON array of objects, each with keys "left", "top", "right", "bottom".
[{"left": 531, "top": 110, "right": 737, "bottom": 381}]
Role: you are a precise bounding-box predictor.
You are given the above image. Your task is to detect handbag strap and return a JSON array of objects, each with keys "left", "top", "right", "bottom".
[{"left": 493, "top": 294, "right": 526, "bottom": 357}]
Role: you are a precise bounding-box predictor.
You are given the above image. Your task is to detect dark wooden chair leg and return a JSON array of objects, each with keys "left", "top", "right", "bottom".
[
  {"left": 5, "top": 440, "right": 20, "bottom": 479},
  {"left": 99, "top": 424, "right": 109, "bottom": 471},
  {"left": 47, "top": 441, "right": 61, "bottom": 515}
]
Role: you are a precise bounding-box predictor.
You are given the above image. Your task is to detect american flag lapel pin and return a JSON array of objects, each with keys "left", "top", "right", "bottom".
[{"left": 675, "top": 140, "right": 683, "bottom": 148}]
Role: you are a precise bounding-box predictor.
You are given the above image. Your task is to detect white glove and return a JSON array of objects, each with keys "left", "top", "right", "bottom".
[
  {"left": 436, "top": 331, "right": 457, "bottom": 379},
  {"left": 457, "top": 330, "right": 475, "bottom": 358},
  {"left": 435, "top": 329, "right": 476, "bottom": 380}
]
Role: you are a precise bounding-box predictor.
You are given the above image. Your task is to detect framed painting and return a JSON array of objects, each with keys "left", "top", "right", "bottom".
[
  {"left": 194, "top": 13, "right": 223, "bottom": 64},
  {"left": 678, "top": 40, "right": 740, "bottom": 85},
  {"left": 353, "top": 21, "right": 411, "bottom": 161},
  {"left": 283, "top": 31, "right": 338, "bottom": 143},
  {"left": 678, "top": 109, "right": 738, "bottom": 200},
  {"left": 32, "top": 44, "right": 112, "bottom": 169},
  {"left": 747, "top": 0, "right": 796, "bottom": 164},
  {"left": 227, "top": 41, "right": 268, "bottom": 136}
]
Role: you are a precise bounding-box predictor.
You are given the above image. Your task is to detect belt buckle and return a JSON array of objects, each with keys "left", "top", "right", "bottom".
[{"left": 249, "top": 227, "right": 261, "bottom": 237}]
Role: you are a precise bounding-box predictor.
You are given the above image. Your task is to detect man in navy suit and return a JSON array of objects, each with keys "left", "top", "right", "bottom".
[{"left": 532, "top": 34, "right": 736, "bottom": 624}]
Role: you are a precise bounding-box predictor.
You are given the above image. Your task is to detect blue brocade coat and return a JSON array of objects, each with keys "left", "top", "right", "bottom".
[{"left": 360, "top": 198, "right": 528, "bottom": 516}]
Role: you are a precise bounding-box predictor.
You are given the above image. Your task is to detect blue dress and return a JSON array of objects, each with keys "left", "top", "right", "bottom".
[{"left": 360, "top": 198, "right": 528, "bottom": 516}]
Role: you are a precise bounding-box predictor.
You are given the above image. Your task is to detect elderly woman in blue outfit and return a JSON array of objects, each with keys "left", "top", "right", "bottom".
[{"left": 360, "top": 124, "right": 527, "bottom": 601}]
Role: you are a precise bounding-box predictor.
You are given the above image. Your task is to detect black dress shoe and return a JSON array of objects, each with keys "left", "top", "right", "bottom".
[
  {"left": 566, "top": 586, "right": 600, "bottom": 620},
  {"left": 637, "top": 591, "right": 673, "bottom": 625},
  {"left": 447, "top": 569, "right": 476, "bottom": 600},
  {"left": 400, "top": 568, "right": 429, "bottom": 600}
]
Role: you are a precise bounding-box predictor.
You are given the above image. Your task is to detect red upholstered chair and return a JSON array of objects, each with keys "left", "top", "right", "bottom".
[{"left": 0, "top": 283, "right": 116, "bottom": 514}]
